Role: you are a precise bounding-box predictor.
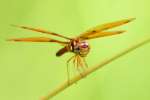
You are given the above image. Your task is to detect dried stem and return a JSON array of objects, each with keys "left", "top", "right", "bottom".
[{"left": 41, "top": 37, "right": 150, "bottom": 100}]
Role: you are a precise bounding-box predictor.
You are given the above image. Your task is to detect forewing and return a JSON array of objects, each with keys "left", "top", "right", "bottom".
[
  {"left": 79, "top": 18, "right": 135, "bottom": 39},
  {"left": 11, "top": 25, "right": 71, "bottom": 40},
  {"left": 81, "top": 30, "right": 125, "bottom": 40}
]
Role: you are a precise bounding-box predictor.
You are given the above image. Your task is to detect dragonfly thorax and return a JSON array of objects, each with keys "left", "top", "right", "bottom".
[{"left": 69, "top": 39, "right": 90, "bottom": 57}]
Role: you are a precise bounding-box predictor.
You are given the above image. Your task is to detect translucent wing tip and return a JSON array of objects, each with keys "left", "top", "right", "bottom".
[
  {"left": 7, "top": 38, "right": 20, "bottom": 41},
  {"left": 10, "top": 24, "right": 17, "bottom": 27},
  {"left": 117, "top": 30, "right": 126, "bottom": 33},
  {"left": 10, "top": 24, "right": 23, "bottom": 28},
  {"left": 128, "top": 18, "right": 136, "bottom": 22},
  {"left": 7, "top": 38, "right": 13, "bottom": 41},
  {"left": 119, "top": 18, "right": 136, "bottom": 26}
]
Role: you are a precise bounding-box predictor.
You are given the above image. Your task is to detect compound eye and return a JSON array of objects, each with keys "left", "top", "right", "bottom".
[{"left": 81, "top": 42, "right": 88, "bottom": 48}]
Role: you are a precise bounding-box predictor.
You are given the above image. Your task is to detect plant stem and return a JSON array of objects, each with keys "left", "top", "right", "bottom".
[{"left": 41, "top": 37, "right": 150, "bottom": 100}]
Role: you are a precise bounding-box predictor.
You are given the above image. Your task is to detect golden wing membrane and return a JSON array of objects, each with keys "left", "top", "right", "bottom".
[
  {"left": 11, "top": 25, "right": 71, "bottom": 40},
  {"left": 82, "top": 30, "right": 125, "bottom": 40},
  {"left": 8, "top": 37, "right": 68, "bottom": 44},
  {"left": 79, "top": 18, "right": 135, "bottom": 39}
]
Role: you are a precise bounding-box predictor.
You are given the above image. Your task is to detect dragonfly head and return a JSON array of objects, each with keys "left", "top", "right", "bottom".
[{"left": 69, "top": 39, "right": 90, "bottom": 57}]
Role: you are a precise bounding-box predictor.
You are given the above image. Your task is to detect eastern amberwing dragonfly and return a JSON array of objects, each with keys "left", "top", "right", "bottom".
[{"left": 8, "top": 18, "right": 135, "bottom": 80}]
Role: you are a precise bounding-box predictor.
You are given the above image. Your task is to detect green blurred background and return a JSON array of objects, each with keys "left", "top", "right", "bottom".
[{"left": 0, "top": 0, "right": 150, "bottom": 100}]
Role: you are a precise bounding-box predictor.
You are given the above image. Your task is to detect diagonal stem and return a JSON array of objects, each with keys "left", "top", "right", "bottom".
[{"left": 41, "top": 37, "right": 150, "bottom": 100}]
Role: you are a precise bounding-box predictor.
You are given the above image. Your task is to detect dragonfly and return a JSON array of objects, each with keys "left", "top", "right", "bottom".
[{"left": 8, "top": 18, "right": 135, "bottom": 81}]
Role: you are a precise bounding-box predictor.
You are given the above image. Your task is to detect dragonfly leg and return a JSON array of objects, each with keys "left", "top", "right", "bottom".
[
  {"left": 76, "top": 55, "right": 85, "bottom": 78},
  {"left": 66, "top": 55, "right": 75, "bottom": 85},
  {"left": 83, "top": 57, "right": 88, "bottom": 68}
]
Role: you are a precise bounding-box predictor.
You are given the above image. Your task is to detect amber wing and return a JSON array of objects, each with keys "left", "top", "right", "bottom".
[
  {"left": 11, "top": 25, "right": 71, "bottom": 40},
  {"left": 8, "top": 37, "right": 68, "bottom": 44},
  {"left": 78, "top": 18, "right": 135, "bottom": 40}
]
